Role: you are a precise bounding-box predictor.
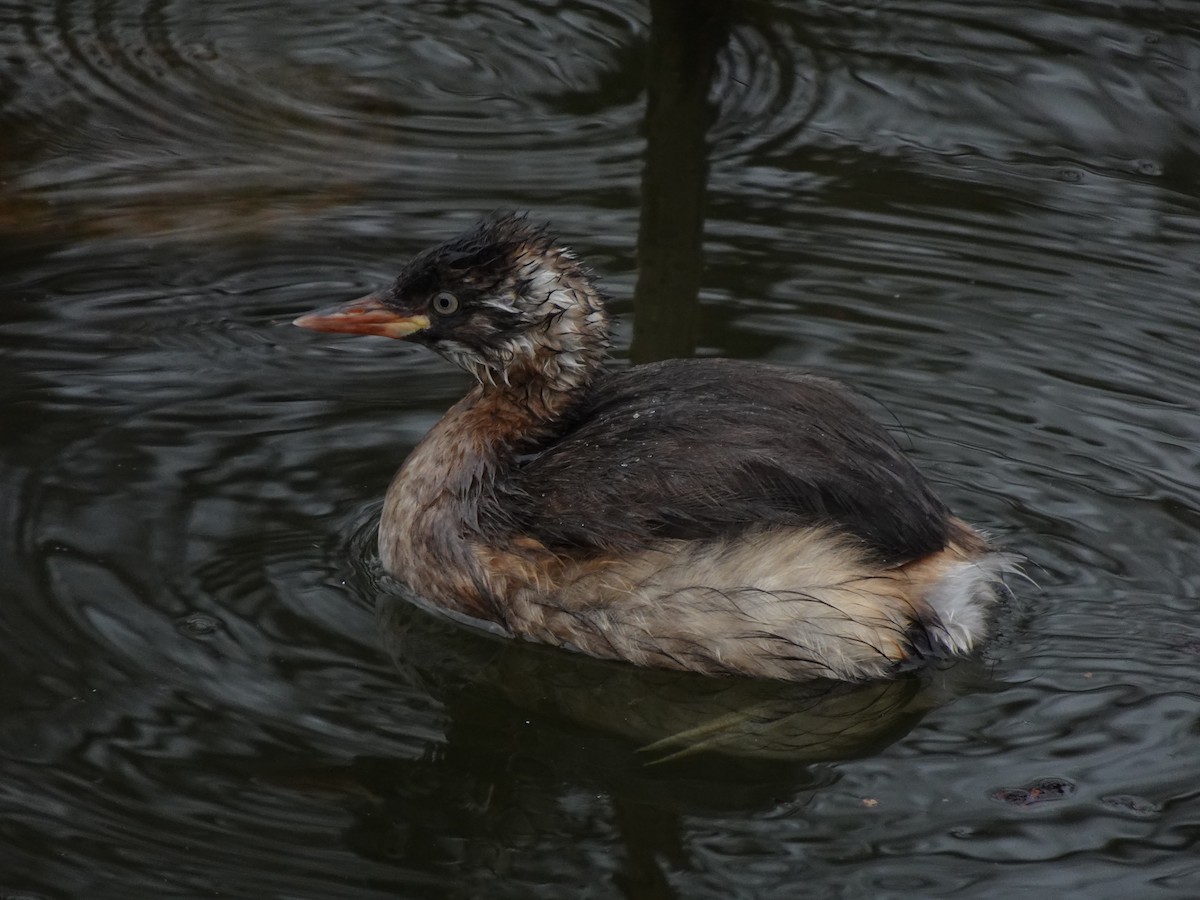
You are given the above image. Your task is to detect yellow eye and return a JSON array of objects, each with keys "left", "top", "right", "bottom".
[{"left": 432, "top": 291, "right": 460, "bottom": 315}]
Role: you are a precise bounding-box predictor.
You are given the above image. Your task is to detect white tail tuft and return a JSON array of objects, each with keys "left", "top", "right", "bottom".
[{"left": 925, "top": 552, "right": 1019, "bottom": 655}]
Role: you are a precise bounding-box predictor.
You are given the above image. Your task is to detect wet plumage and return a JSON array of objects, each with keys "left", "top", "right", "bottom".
[{"left": 295, "top": 214, "right": 1012, "bottom": 681}]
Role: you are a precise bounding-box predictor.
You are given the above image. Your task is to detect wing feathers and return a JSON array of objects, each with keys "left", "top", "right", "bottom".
[{"left": 500, "top": 358, "right": 952, "bottom": 565}]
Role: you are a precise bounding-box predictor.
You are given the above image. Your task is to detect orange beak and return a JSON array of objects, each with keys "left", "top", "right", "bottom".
[{"left": 293, "top": 293, "right": 431, "bottom": 340}]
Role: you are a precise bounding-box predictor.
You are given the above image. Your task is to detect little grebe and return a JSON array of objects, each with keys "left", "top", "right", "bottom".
[{"left": 295, "top": 214, "right": 1012, "bottom": 681}]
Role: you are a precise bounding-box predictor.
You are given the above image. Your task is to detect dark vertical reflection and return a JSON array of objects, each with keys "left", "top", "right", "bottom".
[
  {"left": 364, "top": 595, "right": 944, "bottom": 898},
  {"left": 611, "top": 797, "right": 686, "bottom": 900},
  {"left": 629, "top": 0, "right": 730, "bottom": 364}
]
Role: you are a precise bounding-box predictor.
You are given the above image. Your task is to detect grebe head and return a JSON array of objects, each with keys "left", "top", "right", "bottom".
[{"left": 295, "top": 214, "right": 610, "bottom": 389}]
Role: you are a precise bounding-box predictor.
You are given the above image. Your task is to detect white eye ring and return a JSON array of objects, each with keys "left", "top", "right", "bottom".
[{"left": 432, "top": 291, "right": 460, "bottom": 315}]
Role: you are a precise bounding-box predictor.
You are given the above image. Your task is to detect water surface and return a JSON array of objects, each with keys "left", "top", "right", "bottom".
[{"left": 2, "top": 0, "right": 1199, "bottom": 897}]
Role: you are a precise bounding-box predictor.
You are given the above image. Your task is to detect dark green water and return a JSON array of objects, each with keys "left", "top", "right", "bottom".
[{"left": 2, "top": 1, "right": 1199, "bottom": 897}]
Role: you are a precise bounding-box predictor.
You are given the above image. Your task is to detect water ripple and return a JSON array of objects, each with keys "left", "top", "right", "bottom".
[
  {"left": 8, "top": 0, "right": 647, "bottom": 197},
  {"left": 3, "top": 1, "right": 1200, "bottom": 896}
]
